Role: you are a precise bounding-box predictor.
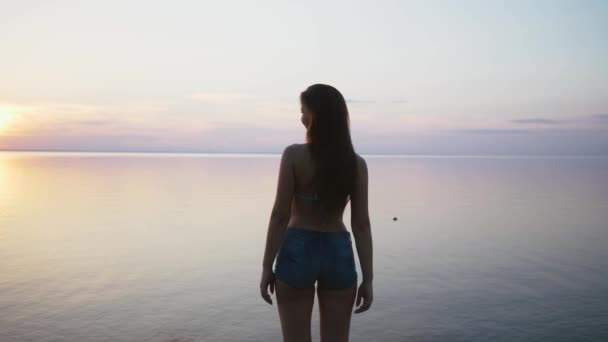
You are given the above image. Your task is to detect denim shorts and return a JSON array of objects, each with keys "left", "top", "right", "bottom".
[{"left": 274, "top": 226, "right": 358, "bottom": 289}]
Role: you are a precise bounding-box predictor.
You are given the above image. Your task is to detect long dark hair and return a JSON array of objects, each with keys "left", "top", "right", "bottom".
[{"left": 300, "top": 84, "right": 357, "bottom": 217}]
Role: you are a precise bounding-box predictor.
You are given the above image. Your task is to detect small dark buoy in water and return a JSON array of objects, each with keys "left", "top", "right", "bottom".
[{"left": 393, "top": 217, "right": 398, "bottom": 221}]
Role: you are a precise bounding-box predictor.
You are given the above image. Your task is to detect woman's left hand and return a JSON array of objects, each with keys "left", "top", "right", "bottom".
[{"left": 259, "top": 268, "right": 275, "bottom": 305}]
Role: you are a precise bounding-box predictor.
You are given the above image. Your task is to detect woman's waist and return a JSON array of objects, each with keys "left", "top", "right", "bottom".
[{"left": 286, "top": 217, "right": 348, "bottom": 233}]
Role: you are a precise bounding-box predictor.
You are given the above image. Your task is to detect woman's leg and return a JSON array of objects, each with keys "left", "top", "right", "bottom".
[
  {"left": 316, "top": 231, "right": 358, "bottom": 341},
  {"left": 317, "top": 286, "right": 357, "bottom": 342},
  {"left": 275, "top": 278, "right": 316, "bottom": 342}
]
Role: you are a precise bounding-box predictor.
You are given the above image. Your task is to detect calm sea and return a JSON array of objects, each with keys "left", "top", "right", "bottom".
[{"left": 1, "top": 152, "right": 607, "bottom": 342}]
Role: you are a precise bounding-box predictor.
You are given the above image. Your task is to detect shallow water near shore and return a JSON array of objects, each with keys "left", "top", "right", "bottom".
[{"left": 1, "top": 152, "right": 607, "bottom": 341}]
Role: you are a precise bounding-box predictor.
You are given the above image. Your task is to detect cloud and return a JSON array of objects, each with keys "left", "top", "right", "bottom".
[
  {"left": 345, "top": 99, "right": 376, "bottom": 104},
  {"left": 353, "top": 127, "right": 608, "bottom": 155},
  {"left": 346, "top": 99, "right": 408, "bottom": 105},
  {"left": 592, "top": 114, "right": 608, "bottom": 120},
  {"left": 73, "top": 119, "right": 117, "bottom": 126},
  {"left": 4, "top": 124, "right": 608, "bottom": 155},
  {"left": 510, "top": 118, "right": 562, "bottom": 124},
  {"left": 346, "top": 99, "right": 409, "bottom": 104},
  {"left": 447, "top": 128, "right": 531, "bottom": 134},
  {"left": 0, "top": 133, "right": 163, "bottom": 152},
  {"left": 507, "top": 114, "right": 608, "bottom": 127}
]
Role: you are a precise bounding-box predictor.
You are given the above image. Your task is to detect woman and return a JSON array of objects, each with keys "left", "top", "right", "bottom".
[{"left": 260, "top": 84, "right": 374, "bottom": 342}]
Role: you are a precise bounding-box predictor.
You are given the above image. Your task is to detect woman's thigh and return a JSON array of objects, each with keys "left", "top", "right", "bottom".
[
  {"left": 275, "top": 279, "right": 316, "bottom": 342},
  {"left": 317, "top": 286, "right": 357, "bottom": 342}
]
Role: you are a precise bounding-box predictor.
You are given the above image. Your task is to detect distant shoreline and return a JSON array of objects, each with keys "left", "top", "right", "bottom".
[{"left": 0, "top": 150, "right": 606, "bottom": 158}]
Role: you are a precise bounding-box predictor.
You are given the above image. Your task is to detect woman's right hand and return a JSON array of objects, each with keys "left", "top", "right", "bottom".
[{"left": 354, "top": 281, "right": 373, "bottom": 313}]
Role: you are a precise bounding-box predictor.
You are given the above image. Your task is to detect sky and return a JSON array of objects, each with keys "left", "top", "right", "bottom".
[{"left": 0, "top": 0, "right": 607, "bottom": 155}]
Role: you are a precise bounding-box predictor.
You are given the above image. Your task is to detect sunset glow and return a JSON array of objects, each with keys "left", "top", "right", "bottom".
[
  {"left": 0, "top": 108, "right": 15, "bottom": 132},
  {"left": 0, "top": 1, "right": 606, "bottom": 154}
]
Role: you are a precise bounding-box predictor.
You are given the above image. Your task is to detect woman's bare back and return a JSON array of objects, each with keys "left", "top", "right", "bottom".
[{"left": 286, "top": 143, "right": 359, "bottom": 232}]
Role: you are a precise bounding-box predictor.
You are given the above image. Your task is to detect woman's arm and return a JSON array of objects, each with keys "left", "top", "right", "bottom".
[
  {"left": 262, "top": 144, "right": 296, "bottom": 270},
  {"left": 351, "top": 155, "right": 373, "bottom": 284},
  {"left": 351, "top": 155, "right": 374, "bottom": 313}
]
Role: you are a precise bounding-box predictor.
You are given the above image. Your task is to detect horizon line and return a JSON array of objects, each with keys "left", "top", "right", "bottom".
[{"left": 1, "top": 149, "right": 607, "bottom": 158}]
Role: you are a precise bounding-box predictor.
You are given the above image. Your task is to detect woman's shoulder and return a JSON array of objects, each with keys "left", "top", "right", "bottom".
[
  {"left": 354, "top": 153, "right": 367, "bottom": 174},
  {"left": 287, "top": 143, "right": 309, "bottom": 154},
  {"left": 355, "top": 152, "right": 365, "bottom": 163},
  {"left": 287, "top": 144, "right": 365, "bottom": 167},
  {"left": 281, "top": 143, "right": 306, "bottom": 162}
]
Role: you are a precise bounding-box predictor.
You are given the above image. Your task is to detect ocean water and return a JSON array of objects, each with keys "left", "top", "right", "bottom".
[{"left": 1, "top": 152, "right": 607, "bottom": 342}]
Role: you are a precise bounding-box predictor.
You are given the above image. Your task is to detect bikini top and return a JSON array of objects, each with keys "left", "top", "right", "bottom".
[{"left": 296, "top": 192, "right": 351, "bottom": 202}]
